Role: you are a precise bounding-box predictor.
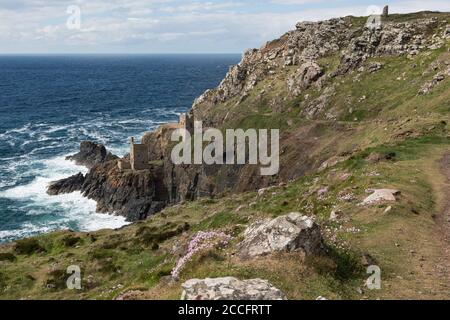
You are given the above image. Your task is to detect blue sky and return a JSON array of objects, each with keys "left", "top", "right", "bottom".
[{"left": 0, "top": 0, "right": 449, "bottom": 54}]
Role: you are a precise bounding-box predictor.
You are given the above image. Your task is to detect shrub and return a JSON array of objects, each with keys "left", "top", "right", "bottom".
[
  {"left": 44, "top": 269, "right": 68, "bottom": 290},
  {"left": 62, "top": 235, "right": 82, "bottom": 247},
  {"left": 0, "top": 252, "right": 17, "bottom": 262},
  {"left": 14, "top": 238, "right": 45, "bottom": 255}
]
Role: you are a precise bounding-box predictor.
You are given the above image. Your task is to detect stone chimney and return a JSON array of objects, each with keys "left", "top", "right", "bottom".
[{"left": 382, "top": 5, "right": 389, "bottom": 17}]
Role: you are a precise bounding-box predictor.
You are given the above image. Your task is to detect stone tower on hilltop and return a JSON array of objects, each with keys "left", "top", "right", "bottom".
[{"left": 382, "top": 5, "right": 389, "bottom": 17}]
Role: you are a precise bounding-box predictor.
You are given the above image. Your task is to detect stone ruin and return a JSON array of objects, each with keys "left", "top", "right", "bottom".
[
  {"left": 179, "top": 112, "right": 195, "bottom": 136},
  {"left": 117, "top": 137, "right": 150, "bottom": 172},
  {"left": 117, "top": 113, "right": 195, "bottom": 172},
  {"left": 382, "top": 5, "right": 389, "bottom": 18}
]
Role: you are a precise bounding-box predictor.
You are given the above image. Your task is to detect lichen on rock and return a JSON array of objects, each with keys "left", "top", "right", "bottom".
[
  {"left": 237, "top": 213, "right": 323, "bottom": 258},
  {"left": 181, "top": 277, "right": 287, "bottom": 300}
]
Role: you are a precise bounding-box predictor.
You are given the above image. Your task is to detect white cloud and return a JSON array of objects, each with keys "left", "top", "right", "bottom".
[{"left": 0, "top": 0, "right": 449, "bottom": 53}]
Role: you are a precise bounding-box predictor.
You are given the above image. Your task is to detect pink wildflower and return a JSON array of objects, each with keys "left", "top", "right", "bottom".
[{"left": 171, "top": 231, "right": 231, "bottom": 279}]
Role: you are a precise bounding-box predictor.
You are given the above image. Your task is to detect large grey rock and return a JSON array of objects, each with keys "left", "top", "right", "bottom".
[
  {"left": 181, "top": 277, "right": 287, "bottom": 300},
  {"left": 444, "top": 25, "right": 450, "bottom": 38},
  {"left": 287, "top": 61, "right": 323, "bottom": 96},
  {"left": 237, "top": 213, "right": 323, "bottom": 258},
  {"left": 362, "top": 189, "right": 400, "bottom": 205}
]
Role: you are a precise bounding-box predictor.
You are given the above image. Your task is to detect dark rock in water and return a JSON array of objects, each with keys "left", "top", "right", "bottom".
[
  {"left": 66, "top": 141, "right": 118, "bottom": 169},
  {"left": 47, "top": 173, "right": 85, "bottom": 196}
]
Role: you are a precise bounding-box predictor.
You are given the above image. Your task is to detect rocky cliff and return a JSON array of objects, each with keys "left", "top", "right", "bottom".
[{"left": 48, "top": 12, "right": 449, "bottom": 221}]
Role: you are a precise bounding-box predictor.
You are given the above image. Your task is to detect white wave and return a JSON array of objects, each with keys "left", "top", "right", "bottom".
[
  {"left": 28, "top": 144, "right": 60, "bottom": 155},
  {"left": 78, "top": 211, "right": 131, "bottom": 231},
  {"left": 44, "top": 124, "right": 72, "bottom": 134},
  {"left": 0, "top": 154, "right": 130, "bottom": 240},
  {"left": 0, "top": 223, "right": 55, "bottom": 241},
  {"left": 3, "top": 123, "right": 32, "bottom": 135}
]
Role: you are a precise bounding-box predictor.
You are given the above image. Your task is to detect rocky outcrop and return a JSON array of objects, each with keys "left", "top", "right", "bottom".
[
  {"left": 47, "top": 173, "right": 85, "bottom": 196},
  {"left": 66, "top": 141, "right": 118, "bottom": 169},
  {"left": 81, "top": 161, "right": 169, "bottom": 221},
  {"left": 419, "top": 66, "right": 450, "bottom": 94},
  {"left": 237, "top": 213, "right": 323, "bottom": 258},
  {"left": 48, "top": 143, "right": 169, "bottom": 221},
  {"left": 181, "top": 277, "right": 287, "bottom": 300},
  {"left": 192, "top": 17, "right": 444, "bottom": 115},
  {"left": 287, "top": 61, "right": 323, "bottom": 96},
  {"left": 362, "top": 189, "right": 400, "bottom": 205},
  {"left": 445, "top": 25, "right": 450, "bottom": 38}
]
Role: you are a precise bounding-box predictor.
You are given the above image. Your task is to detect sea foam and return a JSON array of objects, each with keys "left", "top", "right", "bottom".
[{"left": 0, "top": 154, "right": 129, "bottom": 242}]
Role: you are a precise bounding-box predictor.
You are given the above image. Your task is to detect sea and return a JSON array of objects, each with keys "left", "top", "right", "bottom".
[{"left": 0, "top": 54, "right": 240, "bottom": 243}]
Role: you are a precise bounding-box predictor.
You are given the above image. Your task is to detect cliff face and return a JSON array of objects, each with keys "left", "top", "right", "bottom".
[
  {"left": 81, "top": 161, "right": 168, "bottom": 221},
  {"left": 148, "top": 13, "right": 449, "bottom": 205},
  {"left": 48, "top": 12, "right": 450, "bottom": 221}
]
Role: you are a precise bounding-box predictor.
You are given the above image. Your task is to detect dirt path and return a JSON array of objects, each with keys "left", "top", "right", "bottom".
[
  {"left": 438, "top": 153, "right": 450, "bottom": 240},
  {"left": 435, "top": 152, "right": 450, "bottom": 284}
]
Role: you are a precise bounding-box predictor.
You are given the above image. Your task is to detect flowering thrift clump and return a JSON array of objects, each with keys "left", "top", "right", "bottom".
[{"left": 171, "top": 231, "right": 232, "bottom": 279}]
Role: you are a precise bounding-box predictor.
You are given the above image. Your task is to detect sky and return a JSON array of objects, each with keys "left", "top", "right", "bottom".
[{"left": 0, "top": 0, "right": 449, "bottom": 54}]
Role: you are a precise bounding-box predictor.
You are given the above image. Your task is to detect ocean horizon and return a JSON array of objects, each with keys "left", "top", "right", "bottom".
[{"left": 0, "top": 54, "right": 240, "bottom": 243}]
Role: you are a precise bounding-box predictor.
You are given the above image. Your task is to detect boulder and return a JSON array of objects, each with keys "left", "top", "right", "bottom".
[
  {"left": 181, "top": 277, "right": 287, "bottom": 300},
  {"left": 444, "top": 25, "right": 450, "bottom": 38},
  {"left": 368, "top": 62, "right": 383, "bottom": 73},
  {"left": 329, "top": 209, "right": 343, "bottom": 221},
  {"left": 237, "top": 213, "right": 323, "bottom": 258},
  {"left": 362, "top": 189, "right": 400, "bottom": 205},
  {"left": 115, "top": 290, "right": 146, "bottom": 300},
  {"left": 287, "top": 62, "right": 323, "bottom": 96},
  {"left": 365, "top": 152, "right": 396, "bottom": 163},
  {"left": 66, "top": 141, "right": 118, "bottom": 169}
]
